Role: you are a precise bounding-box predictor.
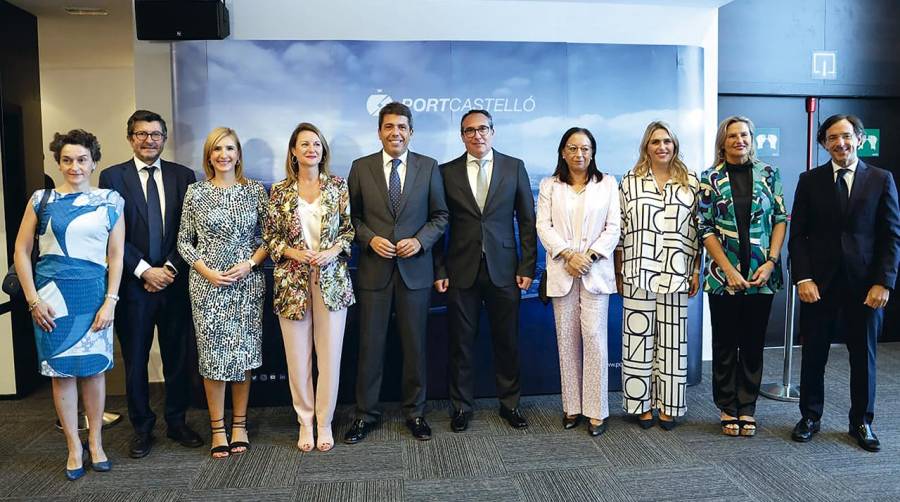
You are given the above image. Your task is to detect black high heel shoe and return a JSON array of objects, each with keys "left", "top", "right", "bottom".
[
  {"left": 230, "top": 415, "right": 250, "bottom": 454},
  {"left": 209, "top": 417, "right": 230, "bottom": 459}
]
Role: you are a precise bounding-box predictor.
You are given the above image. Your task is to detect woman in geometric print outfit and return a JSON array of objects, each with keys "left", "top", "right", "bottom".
[
  {"left": 177, "top": 127, "right": 268, "bottom": 458},
  {"left": 14, "top": 129, "right": 124, "bottom": 480},
  {"left": 263, "top": 122, "right": 355, "bottom": 453},
  {"left": 699, "top": 116, "right": 787, "bottom": 437},
  {"left": 615, "top": 121, "right": 701, "bottom": 431}
]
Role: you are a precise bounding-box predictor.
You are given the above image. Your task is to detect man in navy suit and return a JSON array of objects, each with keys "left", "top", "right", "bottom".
[
  {"left": 789, "top": 114, "right": 900, "bottom": 452},
  {"left": 344, "top": 102, "right": 448, "bottom": 444},
  {"left": 99, "top": 110, "right": 201, "bottom": 458},
  {"left": 433, "top": 110, "right": 536, "bottom": 432}
]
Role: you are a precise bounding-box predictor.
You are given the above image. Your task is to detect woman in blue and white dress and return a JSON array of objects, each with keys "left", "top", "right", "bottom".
[{"left": 14, "top": 129, "right": 125, "bottom": 480}]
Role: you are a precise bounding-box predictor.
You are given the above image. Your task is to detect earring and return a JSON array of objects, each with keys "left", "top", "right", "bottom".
[{"left": 290, "top": 154, "right": 299, "bottom": 168}]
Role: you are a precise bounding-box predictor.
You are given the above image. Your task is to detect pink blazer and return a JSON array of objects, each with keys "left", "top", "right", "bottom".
[{"left": 536, "top": 174, "right": 621, "bottom": 297}]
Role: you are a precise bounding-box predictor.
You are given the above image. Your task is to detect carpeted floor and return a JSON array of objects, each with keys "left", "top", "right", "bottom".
[{"left": 2, "top": 343, "right": 900, "bottom": 501}]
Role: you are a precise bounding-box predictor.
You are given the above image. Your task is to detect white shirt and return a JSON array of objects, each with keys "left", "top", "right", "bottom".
[
  {"left": 566, "top": 185, "right": 588, "bottom": 252},
  {"left": 466, "top": 150, "right": 494, "bottom": 201},
  {"left": 382, "top": 150, "right": 409, "bottom": 192},
  {"left": 832, "top": 158, "right": 858, "bottom": 194},
  {"left": 132, "top": 156, "right": 173, "bottom": 279},
  {"left": 298, "top": 195, "right": 323, "bottom": 251}
]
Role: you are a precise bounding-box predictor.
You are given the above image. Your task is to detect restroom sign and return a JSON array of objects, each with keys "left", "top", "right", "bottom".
[
  {"left": 859, "top": 128, "right": 879, "bottom": 157},
  {"left": 755, "top": 128, "right": 780, "bottom": 157}
]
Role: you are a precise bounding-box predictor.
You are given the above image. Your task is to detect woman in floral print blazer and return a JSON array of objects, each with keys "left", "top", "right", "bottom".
[
  {"left": 698, "top": 115, "right": 787, "bottom": 438},
  {"left": 263, "top": 122, "right": 355, "bottom": 453}
]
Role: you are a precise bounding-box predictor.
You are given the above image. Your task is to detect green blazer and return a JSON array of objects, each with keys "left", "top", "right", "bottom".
[{"left": 698, "top": 160, "right": 787, "bottom": 295}]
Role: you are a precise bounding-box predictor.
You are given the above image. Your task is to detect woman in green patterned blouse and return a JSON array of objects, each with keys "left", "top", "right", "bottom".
[{"left": 698, "top": 116, "right": 787, "bottom": 437}]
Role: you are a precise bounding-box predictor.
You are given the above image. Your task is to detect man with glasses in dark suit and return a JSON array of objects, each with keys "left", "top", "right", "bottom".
[{"left": 99, "top": 110, "right": 201, "bottom": 458}]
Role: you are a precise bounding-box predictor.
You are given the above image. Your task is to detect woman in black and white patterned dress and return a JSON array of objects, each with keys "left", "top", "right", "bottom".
[{"left": 177, "top": 127, "right": 268, "bottom": 458}]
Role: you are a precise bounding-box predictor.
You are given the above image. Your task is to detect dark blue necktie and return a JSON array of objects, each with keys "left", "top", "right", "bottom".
[
  {"left": 389, "top": 158, "right": 402, "bottom": 215},
  {"left": 144, "top": 166, "right": 163, "bottom": 264},
  {"left": 836, "top": 168, "right": 850, "bottom": 217}
]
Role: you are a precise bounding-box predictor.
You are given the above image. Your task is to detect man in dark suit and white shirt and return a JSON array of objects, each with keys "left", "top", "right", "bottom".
[
  {"left": 344, "top": 102, "right": 449, "bottom": 443},
  {"left": 789, "top": 113, "right": 900, "bottom": 452},
  {"left": 433, "top": 110, "right": 536, "bottom": 432},
  {"left": 99, "top": 110, "right": 201, "bottom": 457}
]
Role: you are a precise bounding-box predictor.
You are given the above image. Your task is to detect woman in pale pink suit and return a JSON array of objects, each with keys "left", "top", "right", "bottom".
[{"left": 536, "top": 127, "right": 621, "bottom": 437}]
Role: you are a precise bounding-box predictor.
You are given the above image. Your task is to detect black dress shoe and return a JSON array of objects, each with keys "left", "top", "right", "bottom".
[
  {"left": 791, "top": 417, "right": 820, "bottom": 442},
  {"left": 499, "top": 406, "right": 528, "bottom": 429},
  {"left": 406, "top": 417, "right": 432, "bottom": 441},
  {"left": 129, "top": 433, "right": 154, "bottom": 458},
  {"left": 588, "top": 420, "right": 608, "bottom": 437},
  {"left": 563, "top": 414, "right": 583, "bottom": 430},
  {"left": 848, "top": 424, "right": 881, "bottom": 452},
  {"left": 343, "top": 419, "right": 371, "bottom": 445},
  {"left": 167, "top": 424, "right": 203, "bottom": 448},
  {"left": 450, "top": 410, "right": 471, "bottom": 433}
]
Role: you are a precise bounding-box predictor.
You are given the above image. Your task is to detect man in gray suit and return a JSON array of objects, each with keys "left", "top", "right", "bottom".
[
  {"left": 434, "top": 110, "right": 537, "bottom": 432},
  {"left": 344, "top": 102, "right": 449, "bottom": 443}
]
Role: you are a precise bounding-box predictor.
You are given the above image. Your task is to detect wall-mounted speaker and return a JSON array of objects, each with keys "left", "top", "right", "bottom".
[{"left": 134, "top": 0, "right": 230, "bottom": 41}]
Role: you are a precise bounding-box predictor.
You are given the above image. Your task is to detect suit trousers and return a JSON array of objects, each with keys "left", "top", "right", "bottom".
[
  {"left": 279, "top": 274, "right": 347, "bottom": 429},
  {"left": 115, "top": 281, "right": 193, "bottom": 434},
  {"left": 447, "top": 257, "right": 521, "bottom": 413},
  {"left": 708, "top": 292, "right": 774, "bottom": 417},
  {"left": 798, "top": 280, "right": 880, "bottom": 426},
  {"left": 551, "top": 281, "right": 609, "bottom": 421},
  {"left": 355, "top": 267, "right": 431, "bottom": 422},
  {"left": 621, "top": 282, "right": 689, "bottom": 417}
]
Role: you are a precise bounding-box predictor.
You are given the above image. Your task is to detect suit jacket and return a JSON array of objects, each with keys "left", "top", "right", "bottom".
[
  {"left": 536, "top": 174, "right": 621, "bottom": 297},
  {"left": 433, "top": 150, "right": 537, "bottom": 288},
  {"left": 348, "top": 151, "right": 449, "bottom": 290},
  {"left": 789, "top": 160, "right": 900, "bottom": 293},
  {"left": 264, "top": 174, "right": 356, "bottom": 320},
  {"left": 698, "top": 160, "right": 788, "bottom": 295},
  {"left": 99, "top": 159, "right": 196, "bottom": 289}
]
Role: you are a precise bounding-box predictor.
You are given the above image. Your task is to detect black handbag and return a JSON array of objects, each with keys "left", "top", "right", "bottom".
[
  {"left": 3, "top": 189, "right": 52, "bottom": 299},
  {"left": 538, "top": 268, "right": 550, "bottom": 305}
]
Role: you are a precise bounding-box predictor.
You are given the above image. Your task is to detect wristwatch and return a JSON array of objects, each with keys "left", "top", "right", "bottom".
[
  {"left": 766, "top": 256, "right": 778, "bottom": 265},
  {"left": 247, "top": 259, "right": 256, "bottom": 270},
  {"left": 588, "top": 252, "right": 600, "bottom": 263},
  {"left": 163, "top": 263, "right": 178, "bottom": 276}
]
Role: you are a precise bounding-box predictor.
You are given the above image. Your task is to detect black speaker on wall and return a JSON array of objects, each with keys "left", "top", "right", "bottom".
[{"left": 135, "top": 0, "right": 230, "bottom": 41}]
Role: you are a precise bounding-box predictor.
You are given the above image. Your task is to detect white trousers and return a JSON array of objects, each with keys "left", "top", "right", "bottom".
[
  {"left": 279, "top": 277, "right": 347, "bottom": 428},
  {"left": 620, "top": 282, "right": 688, "bottom": 417},
  {"left": 552, "top": 280, "right": 609, "bottom": 421}
]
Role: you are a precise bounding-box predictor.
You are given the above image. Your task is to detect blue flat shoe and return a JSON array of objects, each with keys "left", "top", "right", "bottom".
[{"left": 65, "top": 465, "right": 86, "bottom": 481}]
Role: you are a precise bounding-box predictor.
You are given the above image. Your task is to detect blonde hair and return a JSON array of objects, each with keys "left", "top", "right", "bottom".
[
  {"left": 202, "top": 127, "right": 247, "bottom": 183},
  {"left": 632, "top": 121, "right": 690, "bottom": 187},
  {"left": 284, "top": 122, "right": 330, "bottom": 184},
  {"left": 713, "top": 115, "right": 757, "bottom": 167}
]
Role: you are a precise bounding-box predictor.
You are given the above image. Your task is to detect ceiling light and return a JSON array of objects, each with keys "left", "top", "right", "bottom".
[{"left": 64, "top": 7, "right": 109, "bottom": 16}]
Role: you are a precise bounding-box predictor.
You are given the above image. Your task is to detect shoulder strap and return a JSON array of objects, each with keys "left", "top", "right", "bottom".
[{"left": 33, "top": 188, "right": 52, "bottom": 250}]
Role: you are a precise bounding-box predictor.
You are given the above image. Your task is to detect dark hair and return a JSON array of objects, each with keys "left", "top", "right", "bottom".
[
  {"left": 817, "top": 114, "right": 865, "bottom": 146},
  {"left": 49, "top": 129, "right": 101, "bottom": 163},
  {"left": 378, "top": 102, "right": 413, "bottom": 130},
  {"left": 285, "top": 122, "right": 331, "bottom": 181},
  {"left": 553, "top": 127, "right": 602, "bottom": 185},
  {"left": 127, "top": 109, "right": 168, "bottom": 137},
  {"left": 460, "top": 109, "right": 493, "bottom": 130}
]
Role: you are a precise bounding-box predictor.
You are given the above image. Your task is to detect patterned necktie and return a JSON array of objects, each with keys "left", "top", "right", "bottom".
[
  {"left": 389, "top": 158, "right": 402, "bottom": 215},
  {"left": 475, "top": 159, "right": 489, "bottom": 211},
  {"left": 143, "top": 166, "right": 163, "bottom": 264},
  {"left": 836, "top": 168, "right": 850, "bottom": 216}
]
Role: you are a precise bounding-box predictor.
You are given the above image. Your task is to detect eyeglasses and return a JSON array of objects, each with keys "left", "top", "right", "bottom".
[
  {"left": 462, "top": 126, "right": 492, "bottom": 138},
  {"left": 565, "top": 145, "right": 592, "bottom": 155},
  {"left": 132, "top": 131, "right": 166, "bottom": 141}
]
